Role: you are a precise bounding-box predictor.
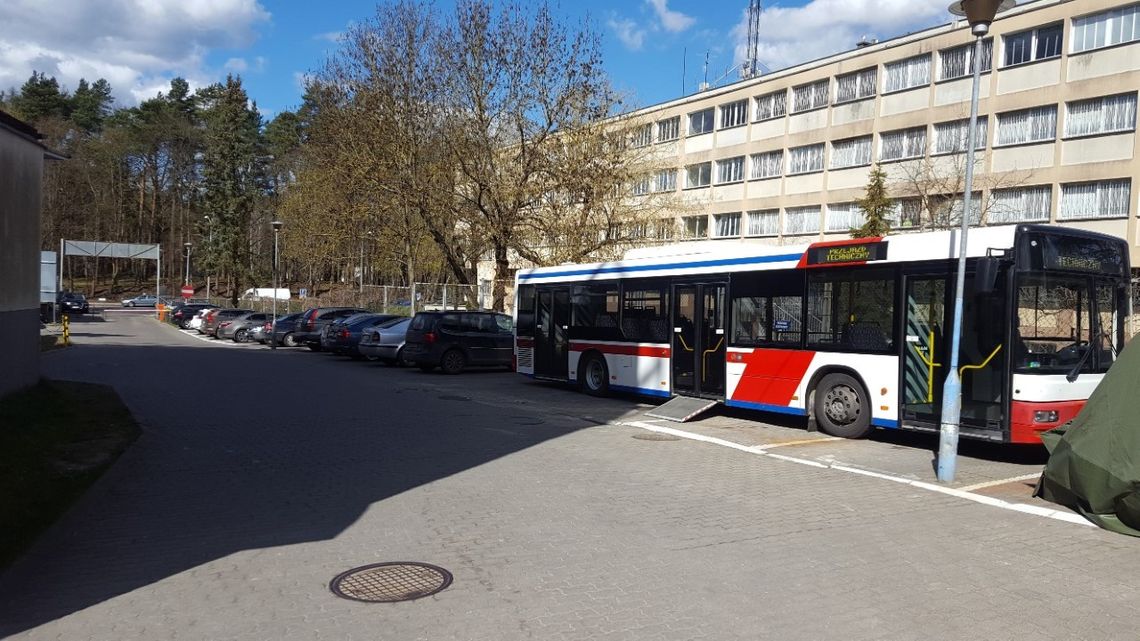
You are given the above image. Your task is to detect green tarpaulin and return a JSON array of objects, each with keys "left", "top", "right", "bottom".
[{"left": 1035, "top": 340, "right": 1140, "bottom": 536}]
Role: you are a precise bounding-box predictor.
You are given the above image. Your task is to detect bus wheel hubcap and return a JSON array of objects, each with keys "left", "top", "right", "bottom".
[
  {"left": 825, "top": 385, "right": 858, "bottom": 425},
  {"left": 587, "top": 361, "right": 604, "bottom": 388}
]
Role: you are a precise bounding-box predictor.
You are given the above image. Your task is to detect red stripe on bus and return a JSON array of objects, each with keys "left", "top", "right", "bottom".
[
  {"left": 571, "top": 342, "right": 670, "bottom": 358},
  {"left": 730, "top": 348, "right": 815, "bottom": 407}
]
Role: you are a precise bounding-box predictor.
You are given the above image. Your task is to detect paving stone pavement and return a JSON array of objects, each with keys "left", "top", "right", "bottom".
[{"left": 2, "top": 314, "right": 1138, "bottom": 641}]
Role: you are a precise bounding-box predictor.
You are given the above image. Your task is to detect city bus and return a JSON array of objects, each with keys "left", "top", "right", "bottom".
[{"left": 513, "top": 225, "right": 1131, "bottom": 444}]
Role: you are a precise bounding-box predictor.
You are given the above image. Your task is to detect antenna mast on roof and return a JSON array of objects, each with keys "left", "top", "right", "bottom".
[{"left": 742, "top": 0, "right": 762, "bottom": 79}]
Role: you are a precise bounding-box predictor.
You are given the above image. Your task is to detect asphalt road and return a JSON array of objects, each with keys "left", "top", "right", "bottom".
[{"left": 2, "top": 314, "right": 1138, "bottom": 641}]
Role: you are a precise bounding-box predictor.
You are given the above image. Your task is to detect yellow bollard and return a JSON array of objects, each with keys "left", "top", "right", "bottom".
[{"left": 62, "top": 314, "right": 70, "bottom": 346}]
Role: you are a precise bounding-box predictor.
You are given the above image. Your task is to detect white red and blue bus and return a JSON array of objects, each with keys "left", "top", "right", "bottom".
[{"left": 514, "top": 224, "right": 1131, "bottom": 443}]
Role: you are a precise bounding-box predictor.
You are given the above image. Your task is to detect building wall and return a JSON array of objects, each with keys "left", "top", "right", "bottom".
[
  {"left": 624, "top": 0, "right": 1140, "bottom": 266},
  {"left": 0, "top": 127, "right": 46, "bottom": 397}
]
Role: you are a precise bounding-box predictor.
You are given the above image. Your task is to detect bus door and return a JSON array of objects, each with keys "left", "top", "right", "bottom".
[
  {"left": 534, "top": 287, "right": 570, "bottom": 379},
  {"left": 902, "top": 275, "right": 947, "bottom": 423},
  {"left": 671, "top": 283, "right": 727, "bottom": 398}
]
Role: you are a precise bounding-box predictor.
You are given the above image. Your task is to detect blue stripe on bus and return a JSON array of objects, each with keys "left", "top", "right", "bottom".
[
  {"left": 518, "top": 252, "right": 804, "bottom": 281},
  {"left": 724, "top": 399, "right": 807, "bottom": 416},
  {"left": 610, "top": 384, "right": 672, "bottom": 398},
  {"left": 871, "top": 417, "right": 899, "bottom": 428}
]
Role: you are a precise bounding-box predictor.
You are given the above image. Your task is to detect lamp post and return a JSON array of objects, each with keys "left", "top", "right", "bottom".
[
  {"left": 938, "top": 0, "right": 1015, "bottom": 482},
  {"left": 204, "top": 215, "right": 214, "bottom": 302},
  {"left": 271, "top": 220, "right": 284, "bottom": 351},
  {"left": 183, "top": 242, "right": 192, "bottom": 285}
]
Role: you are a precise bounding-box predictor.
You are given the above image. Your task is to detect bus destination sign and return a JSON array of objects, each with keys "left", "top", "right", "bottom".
[{"left": 806, "top": 241, "right": 888, "bottom": 266}]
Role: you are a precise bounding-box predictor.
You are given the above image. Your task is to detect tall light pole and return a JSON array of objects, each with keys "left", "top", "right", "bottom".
[
  {"left": 938, "top": 0, "right": 1014, "bottom": 482},
  {"left": 271, "top": 220, "right": 284, "bottom": 351},
  {"left": 183, "top": 242, "right": 192, "bottom": 285},
  {"left": 204, "top": 215, "right": 214, "bottom": 301}
]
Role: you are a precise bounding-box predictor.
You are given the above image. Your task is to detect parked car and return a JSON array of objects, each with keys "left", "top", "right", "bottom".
[
  {"left": 204, "top": 308, "right": 254, "bottom": 337},
  {"left": 170, "top": 303, "right": 217, "bottom": 329},
  {"left": 359, "top": 317, "right": 413, "bottom": 365},
  {"left": 267, "top": 312, "right": 304, "bottom": 347},
  {"left": 293, "top": 307, "right": 368, "bottom": 351},
  {"left": 57, "top": 292, "right": 89, "bottom": 315},
  {"left": 217, "top": 311, "right": 273, "bottom": 342},
  {"left": 320, "top": 313, "right": 399, "bottom": 357},
  {"left": 121, "top": 293, "right": 158, "bottom": 307},
  {"left": 403, "top": 311, "right": 514, "bottom": 374}
]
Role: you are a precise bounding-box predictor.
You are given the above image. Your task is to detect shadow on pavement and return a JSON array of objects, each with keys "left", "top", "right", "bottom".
[{"left": 0, "top": 337, "right": 628, "bottom": 635}]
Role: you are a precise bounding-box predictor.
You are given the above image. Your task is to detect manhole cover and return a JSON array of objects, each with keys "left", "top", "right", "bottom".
[
  {"left": 438, "top": 394, "right": 471, "bottom": 402},
  {"left": 329, "top": 562, "right": 453, "bottom": 603},
  {"left": 632, "top": 432, "right": 681, "bottom": 441}
]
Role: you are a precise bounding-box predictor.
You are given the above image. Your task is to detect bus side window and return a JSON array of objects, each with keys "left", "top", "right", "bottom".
[{"left": 732, "top": 296, "right": 768, "bottom": 345}]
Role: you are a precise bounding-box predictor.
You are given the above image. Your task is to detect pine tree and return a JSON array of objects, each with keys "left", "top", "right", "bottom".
[
  {"left": 70, "top": 78, "right": 114, "bottom": 132},
  {"left": 853, "top": 165, "right": 893, "bottom": 238},
  {"left": 11, "top": 71, "right": 69, "bottom": 122}
]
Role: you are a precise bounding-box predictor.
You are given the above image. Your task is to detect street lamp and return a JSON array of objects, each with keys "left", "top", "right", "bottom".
[
  {"left": 271, "top": 220, "right": 284, "bottom": 351},
  {"left": 204, "top": 215, "right": 214, "bottom": 301},
  {"left": 183, "top": 242, "right": 192, "bottom": 285},
  {"left": 938, "top": 0, "right": 1015, "bottom": 482}
]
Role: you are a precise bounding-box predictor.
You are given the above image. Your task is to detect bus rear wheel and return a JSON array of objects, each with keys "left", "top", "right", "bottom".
[
  {"left": 814, "top": 373, "right": 872, "bottom": 439},
  {"left": 578, "top": 353, "right": 609, "bottom": 397}
]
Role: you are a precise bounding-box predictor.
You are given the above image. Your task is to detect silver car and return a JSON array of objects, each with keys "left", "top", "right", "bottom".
[
  {"left": 358, "top": 317, "right": 412, "bottom": 365},
  {"left": 217, "top": 312, "right": 273, "bottom": 343}
]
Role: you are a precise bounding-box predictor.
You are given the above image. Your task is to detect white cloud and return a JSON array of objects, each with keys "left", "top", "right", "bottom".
[
  {"left": 0, "top": 0, "right": 270, "bottom": 104},
  {"left": 731, "top": 0, "right": 949, "bottom": 73},
  {"left": 608, "top": 16, "right": 646, "bottom": 51},
  {"left": 315, "top": 31, "right": 344, "bottom": 43},
  {"left": 645, "top": 0, "right": 695, "bottom": 33},
  {"left": 223, "top": 57, "right": 249, "bottom": 72}
]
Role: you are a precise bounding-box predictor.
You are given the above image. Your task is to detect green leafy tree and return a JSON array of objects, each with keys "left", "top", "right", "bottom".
[
  {"left": 853, "top": 165, "right": 893, "bottom": 238},
  {"left": 11, "top": 71, "right": 70, "bottom": 122},
  {"left": 70, "top": 78, "right": 114, "bottom": 132}
]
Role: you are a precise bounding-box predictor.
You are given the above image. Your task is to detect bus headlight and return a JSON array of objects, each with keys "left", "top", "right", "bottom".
[{"left": 1034, "top": 410, "right": 1059, "bottom": 423}]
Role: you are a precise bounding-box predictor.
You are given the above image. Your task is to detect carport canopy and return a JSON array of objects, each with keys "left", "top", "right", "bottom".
[{"left": 59, "top": 240, "right": 162, "bottom": 301}]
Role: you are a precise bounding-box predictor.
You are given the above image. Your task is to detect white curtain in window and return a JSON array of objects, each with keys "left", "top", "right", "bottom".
[
  {"left": 989, "top": 186, "right": 1051, "bottom": 223},
  {"left": 891, "top": 199, "right": 923, "bottom": 228},
  {"left": 755, "top": 91, "right": 787, "bottom": 120},
  {"left": 826, "top": 203, "right": 864, "bottom": 232},
  {"left": 784, "top": 206, "right": 822, "bottom": 234},
  {"left": 788, "top": 144, "right": 824, "bottom": 174},
  {"left": 682, "top": 215, "right": 708, "bottom": 238},
  {"left": 1065, "top": 93, "right": 1137, "bottom": 137},
  {"left": 884, "top": 55, "right": 931, "bottom": 92},
  {"left": 631, "top": 176, "right": 651, "bottom": 196},
  {"left": 746, "top": 210, "right": 779, "bottom": 236},
  {"left": 946, "top": 193, "right": 983, "bottom": 225},
  {"left": 793, "top": 80, "right": 828, "bottom": 112},
  {"left": 880, "top": 128, "right": 926, "bottom": 160},
  {"left": 750, "top": 151, "right": 783, "bottom": 179},
  {"left": 720, "top": 100, "right": 748, "bottom": 128},
  {"left": 830, "top": 136, "right": 872, "bottom": 168},
  {"left": 1060, "top": 180, "right": 1131, "bottom": 219},
  {"left": 939, "top": 39, "right": 993, "bottom": 80},
  {"left": 996, "top": 106, "right": 1056, "bottom": 145},
  {"left": 657, "top": 116, "right": 680, "bottom": 141},
  {"left": 934, "top": 119, "right": 988, "bottom": 153},
  {"left": 716, "top": 157, "right": 745, "bottom": 183},
  {"left": 1072, "top": 4, "right": 1140, "bottom": 53},
  {"left": 836, "top": 68, "right": 876, "bottom": 102},
  {"left": 654, "top": 169, "right": 677, "bottom": 192},
  {"left": 714, "top": 213, "right": 742, "bottom": 237}
]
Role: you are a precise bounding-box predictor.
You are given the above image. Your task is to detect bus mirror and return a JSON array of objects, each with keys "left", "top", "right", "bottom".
[{"left": 975, "top": 257, "right": 1000, "bottom": 295}]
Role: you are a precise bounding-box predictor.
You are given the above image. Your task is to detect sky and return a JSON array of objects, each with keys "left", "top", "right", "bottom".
[{"left": 0, "top": 0, "right": 960, "bottom": 119}]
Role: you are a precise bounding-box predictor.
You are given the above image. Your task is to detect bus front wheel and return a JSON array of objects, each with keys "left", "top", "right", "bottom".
[
  {"left": 813, "top": 373, "right": 872, "bottom": 439},
  {"left": 579, "top": 353, "right": 610, "bottom": 397}
]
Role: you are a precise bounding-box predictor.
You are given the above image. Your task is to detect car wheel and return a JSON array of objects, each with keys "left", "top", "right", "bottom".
[
  {"left": 128, "top": 302, "right": 135, "bottom": 307},
  {"left": 440, "top": 349, "right": 466, "bottom": 375},
  {"left": 813, "top": 372, "right": 873, "bottom": 439},
  {"left": 578, "top": 353, "right": 610, "bottom": 397},
  {"left": 282, "top": 333, "right": 297, "bottom": 348},
  {"left": 396, "top": 347, "right": 412, "bottom": 368},
  {"left": 234, "top": 329, "right": 249, "bottom": 343}
]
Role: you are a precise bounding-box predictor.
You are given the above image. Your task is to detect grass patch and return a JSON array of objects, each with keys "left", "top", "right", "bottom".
[{"left": 0, "top": 380, "right": 140, "bottom": 569}]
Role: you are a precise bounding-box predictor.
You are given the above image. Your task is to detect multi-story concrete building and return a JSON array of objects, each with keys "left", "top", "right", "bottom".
[{"left": 625, "top": 0, "right": 1140, "bottom": 266}]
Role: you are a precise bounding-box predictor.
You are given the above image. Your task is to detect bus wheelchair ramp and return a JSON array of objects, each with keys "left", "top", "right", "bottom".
[{"left": 645, "top": 396, "right": 719, "bottom": 423}]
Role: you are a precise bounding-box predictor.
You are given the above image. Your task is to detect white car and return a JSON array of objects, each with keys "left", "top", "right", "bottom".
[{"left": 187, "top": 309, "right": 210, "bottom": 331}]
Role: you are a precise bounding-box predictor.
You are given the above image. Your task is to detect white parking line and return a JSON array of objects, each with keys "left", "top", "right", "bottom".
[
  {"left": 617, "top": 420, "right": 1091, "bottom": 529},
  {"left": 957, "top": 472, "right": 1044, "bottom": 492}
]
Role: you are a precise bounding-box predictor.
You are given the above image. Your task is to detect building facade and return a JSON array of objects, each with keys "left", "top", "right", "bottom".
[{"left": 626, "top": 0, "right": 1140, "bottom": 266}]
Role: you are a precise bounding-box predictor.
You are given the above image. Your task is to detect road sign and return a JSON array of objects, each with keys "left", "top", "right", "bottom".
[{"left": 181, "top": 285, "right": 195, "bottom": 299}]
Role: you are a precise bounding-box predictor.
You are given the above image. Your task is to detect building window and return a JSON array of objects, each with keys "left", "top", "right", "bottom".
[
  {"left": 754, "top": 90, "right": 787, "bottom": 120},
  {"left": 891, "top": 198, "right": 923, "bottom": 228},
  {"left": 630, "top": 123, "right": 652, "bottom": 148},
  {"left": 933, "top": 118, "right": 989, "bottom": 153},
  {"left": 941, "top": 192, "right": 983, "bottom": 226},
  {"left": 989, "top": 186, "right": 1052, "bottom": 224},
  {"left": 996, "top": 105, "right": 1057, "bottom": 145},
  {"left": 785, "top": 206, "right": 822, "bottom": 235},
  {"left": 939, "top": 39, "right": 993, "bottom": 80},
  {"left": 884, "top": 54, "right": 931, "bottom": 92},
  {"left": 1064, "top": 93, "right": 1138, "bottom": 137},
  {"left": 746, "top": 209, "right": 779, "bottom": 236},
  {"left": 656, "top": 116, "right": 680, "bottom": 142},
  {"left": 792, "top": 79, "right": 829, "bottom": 113},
  {"left": 787, "top": 143, "right": 825, "bottom": 174},
  {"left": 750, "top": 150, "right": 783, "bottom": 179},
  {"left": 681, "top": 215, "right": 708, "bottom": 239},
  {"left": 1003, "top": 23, "right": 1062, "bottom": 67},
  {"left": 1059, "top": 179, "right": 1131, "bottom": 219},
  {"left": 715, "top": 156, "right": 745, "bottom": 184},
  {"left": 685, "top": 162, "right": 711, "bottom": 188},
  {"left": 1072, "top": 4, "right": 1140, "bottom": 53},
  {"left": 880, "top": 127, "right": 927, "bottom": 161},
  {"left": 688, "top": 108, "right": 714, "bottom": 135},
  {"left": 835, "top": 68, "right": 877, "bottom": 103},
  {"left": 653, "top": 168, "right": 677, "bottom": 192},
  {"left": 719, "top": 99, "right": 748, "bottom": 129},
  {"left": 830, "top": 136, "right": 872, "bottom": 169},
  {"left": 631, "top": 176, "right": 651, "bottom": 196},
  {"left": 713, "top": 212, "right": 742, "bottom": 238},
  {"left": 826, "top": 203, "right": 864, "bottom": 232}
]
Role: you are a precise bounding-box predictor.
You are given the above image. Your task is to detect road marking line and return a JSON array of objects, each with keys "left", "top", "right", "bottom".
[
  {"left": 617, "top": 420, "right": 1092, "bottom": 529},
  {"left": 760, "top": 437, "right": 842, "bottom": 449},
  {"left": 957, "top": 473, "right": 1043, "bottom": 492}
]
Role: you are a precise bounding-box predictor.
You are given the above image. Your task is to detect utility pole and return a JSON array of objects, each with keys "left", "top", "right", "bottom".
[
  {"left": 271, "top": 220, "right": 283, "bottom": 350},
  {"left": 183, "top": 242, "right": 192, "bottom": 285}
]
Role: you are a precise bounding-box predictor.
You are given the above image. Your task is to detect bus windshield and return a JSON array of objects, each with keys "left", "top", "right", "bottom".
[{"left": 1014, "top": 272, "right": 1121, "bottom": 375}]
